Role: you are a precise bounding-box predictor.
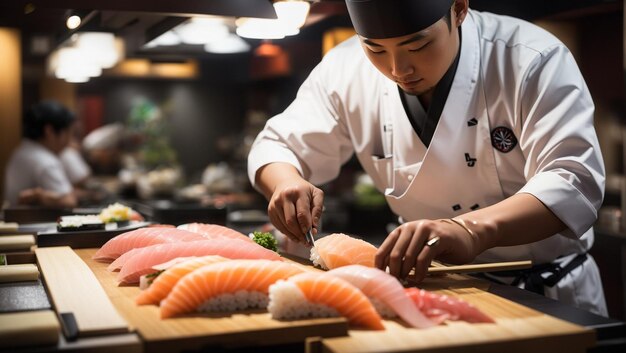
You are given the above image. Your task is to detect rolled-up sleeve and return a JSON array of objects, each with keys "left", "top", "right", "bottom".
[
  {"left": 248, "top": 54, "right": 355, "bottom": 188},
  {"left": 517, "top": 45, "right": 605, "bottom": 238}
]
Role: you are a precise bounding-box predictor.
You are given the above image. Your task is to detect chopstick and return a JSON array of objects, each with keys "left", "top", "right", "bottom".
[{"left": 427, "top": 260, "right": 532, "bottom": 274}]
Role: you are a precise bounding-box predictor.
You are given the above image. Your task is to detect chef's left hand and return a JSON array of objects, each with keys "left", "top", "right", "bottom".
[{"left": 375, "top": 219, "right": 483, "bottom": 283}]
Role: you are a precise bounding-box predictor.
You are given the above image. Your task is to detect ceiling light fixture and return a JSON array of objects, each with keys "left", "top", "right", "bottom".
[
  {"left": 175, "top": 17, "right": 230, "bottom": 45},
  {"left": 66, "top": 15, "right": 82, "bottom": 30},
  {"left": 204, "top": 33, "right": 251, "bottom": 54},
  {"left": 273, "top": 0, "right": 310, "bottom": 30},
  {"left": 235, "top": 18, "right": 287, "bottom": 40},
  {"left": 75, "top": 32, "right": 122, "bottom": 69},
  {"left": 235, "top": 0, "right": 310, "bottom": 39}
]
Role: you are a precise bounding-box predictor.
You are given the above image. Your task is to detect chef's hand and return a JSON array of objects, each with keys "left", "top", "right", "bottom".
[
  {"left": 17, "top": 188, "right": 42, "bottom": 205},
  {"left": 268, "top": 178, "right": 324, "bottom": 244},
  {"left": 256, "top": 162, "right": 324, "bottom": 244},
  {"left": 375, "top": 219, "right": 483, "bottom": 283},
  {"left": 17, "top": 187, "right": 77, "bottom": 208}
]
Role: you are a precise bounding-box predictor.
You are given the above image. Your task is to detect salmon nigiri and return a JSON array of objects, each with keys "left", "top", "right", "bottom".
[
  {"left": 136, "top": 255, "right": 229, "bottom": 305},
  {"left": 310, "top": 233, "right": 377, "bottom": 270},
  {"left": 160, "top": 259, "right": 303, "bottom": 318},
  {"left": 116, "top": 238, "right": 282, "bottom": 284},
  {"left": 93, "top": 227, "right": 205, "bottom": 262},
  {"left": 327, "top": 265, "right": 434, "bottom": 328},
  {"left": 178, "top": 223, "right": 254, "bottom": 243},
  {"left": 268, "top": 272, "right": 385, "bottom": 330}
]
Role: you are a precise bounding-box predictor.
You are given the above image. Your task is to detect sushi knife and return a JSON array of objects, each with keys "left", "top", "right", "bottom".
[{"left": 304, "top": 229, "right": 316, "bottom": 247}]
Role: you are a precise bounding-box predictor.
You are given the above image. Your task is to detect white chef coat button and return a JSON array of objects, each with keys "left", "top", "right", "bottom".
[{"left": 407, "top": 174, "right": 413, "bottom": 181}]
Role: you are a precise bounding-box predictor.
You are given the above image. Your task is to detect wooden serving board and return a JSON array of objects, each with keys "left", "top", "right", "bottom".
[
  {"left": 308, "top": 275, "right": 595, "bottom": 353},
  {"left": 36, "top": 247, "right": 130, "bottom": 338},
  {"left": 75, "top": 248, "right": 348, "bottom": 353}
]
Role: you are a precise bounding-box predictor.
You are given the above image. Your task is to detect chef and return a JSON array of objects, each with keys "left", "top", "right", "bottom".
[
  {"left": 247, "top": 0, "right": 607, "bottom": 316},
  {"left": 4, "top": 101, "right": 77, "bottom": 208}
]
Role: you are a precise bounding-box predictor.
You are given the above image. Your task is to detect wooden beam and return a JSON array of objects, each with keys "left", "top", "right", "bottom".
[{"left": 2, "top": 0, "right": 278, "bottom": 19}]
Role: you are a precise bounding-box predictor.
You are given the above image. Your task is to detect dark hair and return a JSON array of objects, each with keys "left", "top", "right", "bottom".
[
  {"left": 443, "top": 8, "right": 452, "bottom": 31},
  {"left": 22, "top": 101, "right": 76, "bottom": 140}
]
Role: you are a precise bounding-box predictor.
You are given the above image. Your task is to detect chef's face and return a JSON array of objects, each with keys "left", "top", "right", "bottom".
[
  {"left": 359, "top": 6, "right": 464, "bottom": 96},
  {"left": 43, "top": 124, "right": 72, "bottom": 154}
]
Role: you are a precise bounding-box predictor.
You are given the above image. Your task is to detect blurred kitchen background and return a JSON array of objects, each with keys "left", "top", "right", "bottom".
[{"left": 1, "top": 0, "right": 625, "bottom": 319}]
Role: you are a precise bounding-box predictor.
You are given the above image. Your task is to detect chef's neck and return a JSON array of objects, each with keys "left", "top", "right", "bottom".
[{"left": 418, "top": 91, "right": 434, "bottom": 111}]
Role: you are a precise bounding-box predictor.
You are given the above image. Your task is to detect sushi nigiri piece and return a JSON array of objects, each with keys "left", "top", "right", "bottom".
[
  {"left": 178, "top": 223, "right": 254, "bottom": 243},
  {"left": 93, "top": 227, "right": 205, "bottom": 262},
  {"left": 310, "top": 233, "right": 377, "bottom": 270},
  {"left": 405, "top": 288, "right": 495, "bottom": 324},
  {"left": 138, "top": 256, "right": 198, "bottom": 290},
  {"left": 327, "top": 265, "right": 434, "bottom": 329},
  {"left": 268, "top": 272, "right": 385, "bottom": 330},
  {"left": 160, "top": 259, "right": 303, "bottom": 318},
  {"left": 116, "top": 238, "right": 283, "bottom": 284},
  {"left": 108, "top": 235, "right": 278, "bottom": 273},
  {"left": 136, "top": 255, "right": 229, "bottom": 305}
]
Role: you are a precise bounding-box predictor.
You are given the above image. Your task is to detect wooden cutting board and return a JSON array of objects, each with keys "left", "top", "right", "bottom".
[
  {"left": 307, "top": 276, "right": 595, "bottom": 353},
  {"left": 75, "top": 248, "right": 348, "bottom": 353},
  {"left": 36, "top": 247, "right": 130, "bottom": 338}
]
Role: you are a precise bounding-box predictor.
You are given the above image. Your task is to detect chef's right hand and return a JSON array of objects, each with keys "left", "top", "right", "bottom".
[{"left": 268, "top": 178, "right": 324, "bottom": 243}]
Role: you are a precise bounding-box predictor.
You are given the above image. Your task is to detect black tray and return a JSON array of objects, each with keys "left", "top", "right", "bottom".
[
  {"left": 128, "top": 200, "right": 227, "bottom": 226},
  {"left": 36, "top": 221, "right": 152, "bottom": 248},
  {"left": 3, "top": 206, "right": 104, "bottom": 224}
]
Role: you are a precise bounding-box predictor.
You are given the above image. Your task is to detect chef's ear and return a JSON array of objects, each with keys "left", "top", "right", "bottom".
[{"left": 452, "top": 0, "right": 469, "bottom": 27}]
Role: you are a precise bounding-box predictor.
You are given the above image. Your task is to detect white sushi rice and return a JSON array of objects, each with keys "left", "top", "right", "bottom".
[
  {"left": 309, "top": 247, "right": 328, "bottom": 270},
  {"left": 268, "top": 280, "right": 339, "bottom": 320},
  {"left": 369, "top": 297, "right": 397, "bottom": 319},
  {"left": 197, "top": 291, "right": 269, "bottom": 312}
]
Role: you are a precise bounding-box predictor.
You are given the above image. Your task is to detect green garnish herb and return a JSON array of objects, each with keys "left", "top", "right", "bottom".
[
  {"left": 0, "top": 254, "right": 5, "bottom": 266},
  {"left": 145, "top": 270, "right": 164, "bottom": 285},
  {"left": 252, "top": 231, "right": 278, "bottom": 252}
]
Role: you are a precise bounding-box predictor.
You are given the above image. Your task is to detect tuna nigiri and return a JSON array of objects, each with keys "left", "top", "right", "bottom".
[
  {"left": 268, "top": 272, "right": 385, "bottom": 330},
  {"left": 116, "top": 238, "right": 283, "bottom": 284},
  {"left": 136, "top": 255, "right": 229, "bottom": 305},
  {"left": 327, "top": 265, "right": 434, "bottom": 328},
  {"left": 160, "top": 259, "right": 303, "bottom": 318},
  {"left": 93, "top": 227, "right": 205, "bottom": 262},
  {"left": 405, "top": 288, "right": 495, "bottom": 324},
  {"left": 310, "top": 233, "right": 377, "bottom": 270},
  {"left": 178, "top": 223, "right": 254, "bottom": 243}
]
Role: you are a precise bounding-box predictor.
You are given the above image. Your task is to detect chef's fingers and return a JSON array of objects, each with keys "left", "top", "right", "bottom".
[
  {"left": 295, "top": 195, "right": 312, "bottom": 235},
  {"left": 268, "top": 203, "right": 297, "bottom": 242},
  {"left": 375, "top": 227, "right": 400, "bottom": 270},
  {"left": 282, "top": 199, "right": 305, "bottom": 242},
  {"left": 310, "top": 188, "right": 324, "bottom": 234},
  {"left": 387, "top": 225, "right": 415, "bottom": 278},
  {"left": 412, "top": 238, "right": 444, "bottom": 283},
  {"left": 401, "top": 227, "right": 428, "bottom": 279},
  {"left": 268, "top": 195, "right": 299, "bottom": 242}
]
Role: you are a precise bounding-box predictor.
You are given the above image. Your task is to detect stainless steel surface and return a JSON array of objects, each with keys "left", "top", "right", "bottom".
[{"left": 305, "top": 229, "right": 316, "bottom": 247}]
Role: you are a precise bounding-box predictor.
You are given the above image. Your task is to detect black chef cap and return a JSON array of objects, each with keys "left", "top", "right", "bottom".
[{"left": 346, "top": 0, "right": 455, "bottom": 39}]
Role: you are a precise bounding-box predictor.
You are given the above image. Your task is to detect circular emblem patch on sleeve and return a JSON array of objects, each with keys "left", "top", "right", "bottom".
[{"left": 491, "top": 126, "right": 517, "bottom": 153}]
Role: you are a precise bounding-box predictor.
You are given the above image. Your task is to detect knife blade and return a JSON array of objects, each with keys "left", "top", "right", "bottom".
[{"left": 304, "top": 229, "right": 316, "bottom": 247}]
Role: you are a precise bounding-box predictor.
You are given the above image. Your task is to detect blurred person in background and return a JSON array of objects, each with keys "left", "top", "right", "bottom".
[
  {"left": 4, "top": 100, "right": 77, "bottom": 208},
  {"left": 61, "top": 128, "right": 92, "bottom": 188}
]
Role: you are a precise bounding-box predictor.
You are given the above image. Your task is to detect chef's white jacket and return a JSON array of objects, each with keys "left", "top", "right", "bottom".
[
  {"left": 248, "top": 10, "right": 607, "bottom": 315},
  {"left": 4, "top": 139, "right": 73, "bottom": 206}
]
